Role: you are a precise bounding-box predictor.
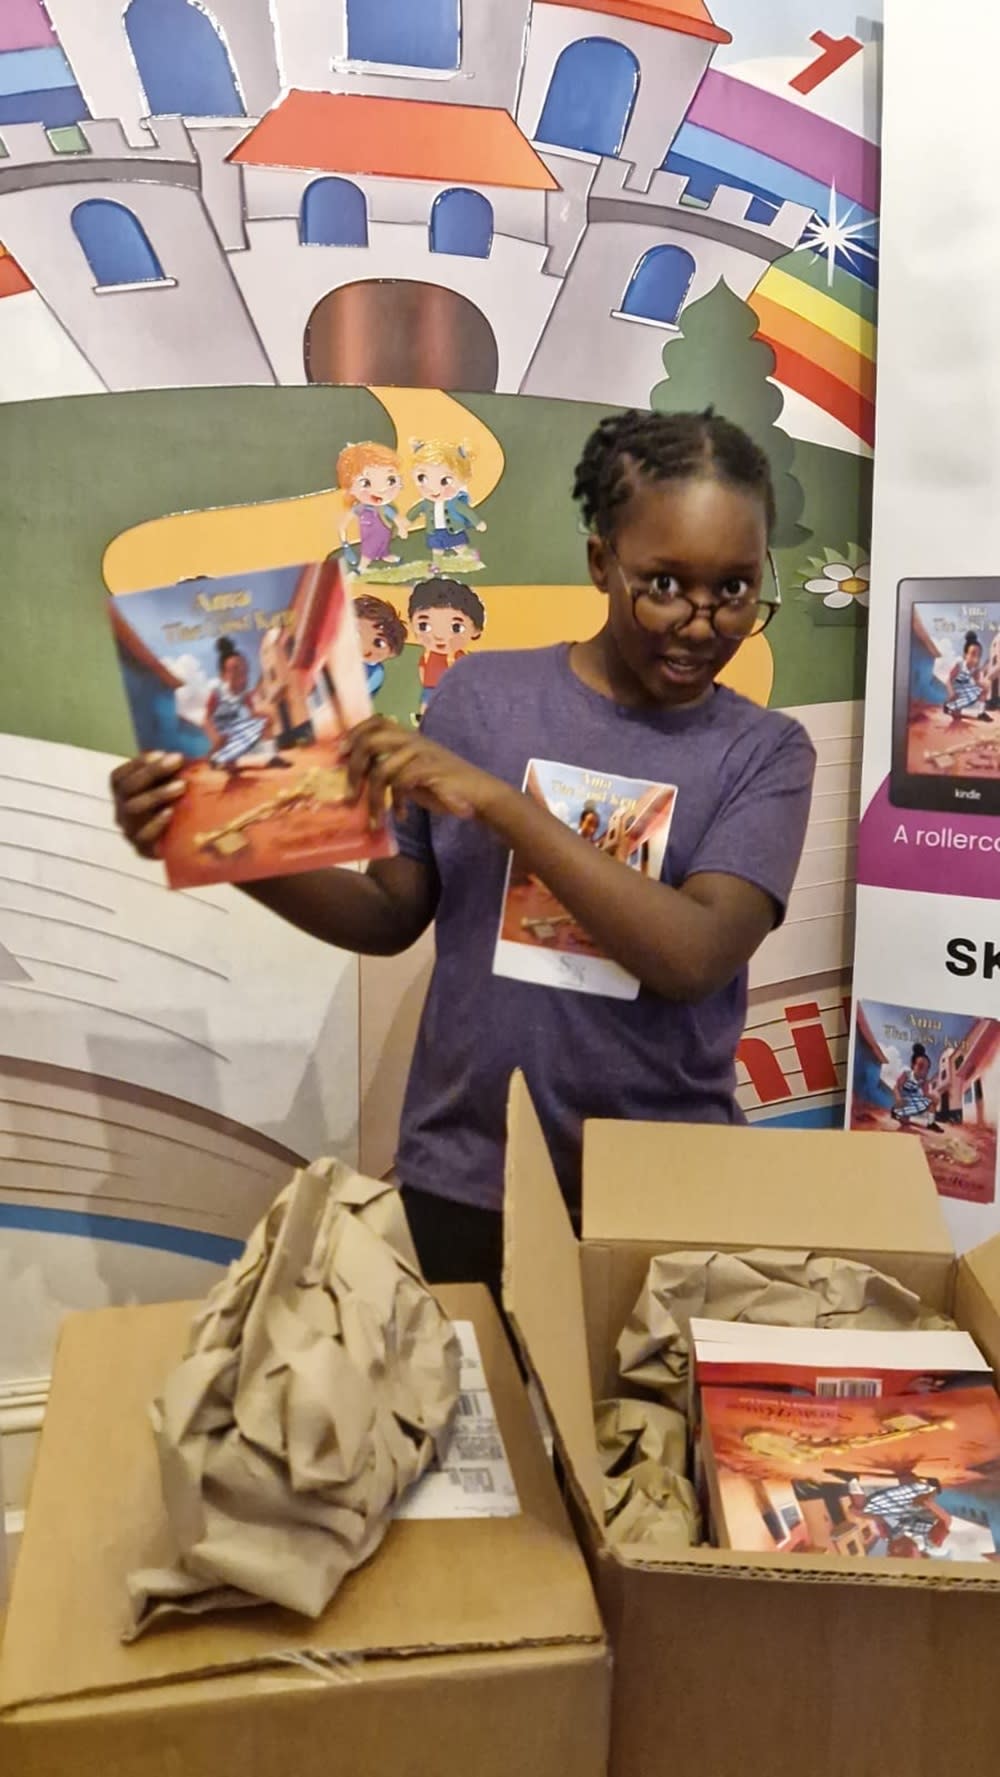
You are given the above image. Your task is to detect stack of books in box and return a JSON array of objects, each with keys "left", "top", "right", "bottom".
[{"left": 693, "top": 1322, "right": 1000, "bottom": 1562}]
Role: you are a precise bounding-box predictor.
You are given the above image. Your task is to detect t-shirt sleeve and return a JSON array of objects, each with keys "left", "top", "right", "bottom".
[
  {"left": 390, "top": 662, "right": 479, "bottom": 864},
  {"left": 684, "top": 720, "right": 817, "bottom": 923}
]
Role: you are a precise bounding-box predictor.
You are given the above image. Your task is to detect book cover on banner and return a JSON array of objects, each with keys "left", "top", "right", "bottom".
[
  {"left": 493, "top": 759, "right": 677, "bottom": 999},
  {"left": 850, "top": 1001, "right": 1000, "bottom": 1207},
  {"left": 109, "top": 560, "right": 394, "bottom": 890},
  {"left": 701, "top": 1384, "right": 1000, "bottom": 1562}
]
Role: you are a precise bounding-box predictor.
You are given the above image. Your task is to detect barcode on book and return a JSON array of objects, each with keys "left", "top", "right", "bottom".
[
  {"left": 815, "top": 1377, "right": 883, "bottom": 1399},
  {"left": 457, "top": 1392, "right": 482, "bottom": 1418}
]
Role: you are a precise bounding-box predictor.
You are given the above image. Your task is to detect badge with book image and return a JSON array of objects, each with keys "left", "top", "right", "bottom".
[{"left": 493, "top": 758, "right": 677, "bottom": 1000}]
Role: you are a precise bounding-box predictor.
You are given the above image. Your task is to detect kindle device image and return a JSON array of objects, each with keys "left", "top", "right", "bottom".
[{"left": 890, "top": 578, "right": 1000, "bottom": 815}]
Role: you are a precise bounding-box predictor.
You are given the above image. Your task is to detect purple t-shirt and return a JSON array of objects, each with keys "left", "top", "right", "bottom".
[{"left": 394, "top": 644, "right": 816, "bottom": 1217}]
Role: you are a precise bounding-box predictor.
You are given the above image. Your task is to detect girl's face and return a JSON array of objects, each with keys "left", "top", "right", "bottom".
[
  {"left": 914, "top": 1055, "right": 929, "bottom": 1080},
  {"left": 223, "top": 655, "right": 248, "bottom": 692},
  {"left": 588, "top": 476, "right": 769, "bottom": 708},
  {"left": 966, "top": 644, "right": 983, "bottom": 669},
  {"left": 415, "top": 464, "right": 459, "bottom": 500},
  {"left": 351, "top": 463, "right": 401, "bottom": 507}
]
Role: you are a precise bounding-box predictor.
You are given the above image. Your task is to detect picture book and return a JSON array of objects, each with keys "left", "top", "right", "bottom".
[
  {"left": 109, "top": 560, "right": 395, "bottom": 890},
  {"left": 851, "top": 1000, "right": 1000, "bottom": 1206},
  {"left": 701, "top": 1384, "right": 1000, "bottom": 1562},
  {"left": 690, "top": 1320, "right": 991, "bottom": 1401},
  {"left": 493, "top": 759, "right": 677, "bottom": 999}
]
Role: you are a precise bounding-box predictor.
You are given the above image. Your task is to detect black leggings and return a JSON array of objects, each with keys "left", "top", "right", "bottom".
[{"left": 401, "top": 1185, "right": 504, "bottom": 1308}]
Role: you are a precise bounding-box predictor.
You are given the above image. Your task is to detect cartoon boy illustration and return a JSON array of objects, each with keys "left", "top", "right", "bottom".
[
  {"left": 336, "top": 443, "right": 410, "bottom": 574},
  {"left": 408, "top": 578, "right": 486, "bottom": 721},
  {"left": 943, "top": 630, "right": 992, "bottom": 725},
  {"left": 407, "top": 439, "right": 487, "bottom": 571},
  {"left": 353, "top": 594, "right": 408, "bottom": 700}
]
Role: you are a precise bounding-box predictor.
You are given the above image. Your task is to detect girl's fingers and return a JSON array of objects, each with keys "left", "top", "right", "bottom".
[
  {"left": 134, "top": 806, "right": 175, "bottom": 857},
  {"left": 121, "top": 779, "right": 186, "bottom": 826}
]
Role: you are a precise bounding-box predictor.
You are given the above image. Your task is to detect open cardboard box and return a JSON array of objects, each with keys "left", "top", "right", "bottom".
[
  {"left": 503, "top": 1072, "right": 1000, "bottom": 1777},
  {"left": 0, "top": 1282, "right": 610, "bottom": 1777}
]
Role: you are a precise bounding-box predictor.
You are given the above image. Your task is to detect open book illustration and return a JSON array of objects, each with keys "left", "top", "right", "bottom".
[
  {"left": 110, "top": 560, "right": 394, "bottom": 890},
  {"left": 493, "top": 759, "right": 677, "bottom": 999}
]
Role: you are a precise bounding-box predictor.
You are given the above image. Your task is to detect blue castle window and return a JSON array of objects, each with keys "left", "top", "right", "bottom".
[
  {"left": 346, "top": 0, "right": 461, "bottom": 71},
  {"left": 125, "top": 0, "right": 245, "bottom": 117},
  {"left": 430, "top": 189, "right": 494, "bottom": 259},
  {"left": 621, "top": 246, "right": 696, "bottom": 327},
  {"left": 536, "top": 38, "right": 639, "bottom": 157},
  {"left": 72, "top": 200, "right": 166, "bottom": 287},
  {"left": 300, "top": 178, "right": 369, "bottom": 248}
]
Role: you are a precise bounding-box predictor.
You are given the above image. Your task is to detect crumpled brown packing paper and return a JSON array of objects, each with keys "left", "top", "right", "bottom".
[
  {"left": 595, "top": 1399, "right": 700, "bottom": 1553},
  {"left": 617, "top": 1248, "right": 953, "bottom": 1408},
  {"left": 125, "top": 1159, "right": 461, "bottom": 1639}
]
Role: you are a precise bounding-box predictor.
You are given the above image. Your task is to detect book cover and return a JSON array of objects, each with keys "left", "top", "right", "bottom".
[
  {"left": 701, "top": 1384, "right": 1000, "bottom": 1562},
  {"left": 691, "top": 1320, "right": 990, "bottom": 1400},
  {"left": 493, "top": 759, "right": 677, "bottom": 1000},
  {"left": 109, "top": 560, "right": 394, "bottom": 889},
  {"left": 851, "top": 999, "right": 1000, "bottom": 1206}
]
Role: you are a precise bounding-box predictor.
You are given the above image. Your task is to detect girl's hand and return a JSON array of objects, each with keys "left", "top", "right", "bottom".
[
  {"left": 110, "top": 753, "right": 187, "bottom": 857},
  {"left": 343, "top": 717, "right": 505, "bottom": 828}
]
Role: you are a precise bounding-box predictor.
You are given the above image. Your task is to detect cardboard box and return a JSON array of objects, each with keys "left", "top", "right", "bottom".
[
  {"left": 0, "top": 1283, "right": 609, "bottom": 1777},
  {"left": 503, "top": 1072, "right": 1000, "bottom": 1777}
]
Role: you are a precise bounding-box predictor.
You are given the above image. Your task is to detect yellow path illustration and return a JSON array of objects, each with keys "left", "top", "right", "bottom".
[
  {"left": 102, "top": 385, "right": 772, "bottom": 706},
  {"left": 103, "top": 388, "right": 504, "bottom": 592}
]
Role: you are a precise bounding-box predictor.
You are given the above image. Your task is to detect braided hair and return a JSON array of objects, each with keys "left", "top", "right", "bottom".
[{"left": 573, "top": 409, "right": 776, "bottom": 541}]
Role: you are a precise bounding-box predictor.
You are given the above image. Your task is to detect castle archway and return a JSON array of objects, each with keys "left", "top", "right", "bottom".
[{"left": 304, "top": 280, "right": 499, "bottom": 392}]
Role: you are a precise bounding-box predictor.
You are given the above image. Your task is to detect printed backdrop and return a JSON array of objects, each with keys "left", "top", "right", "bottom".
[
  {"left": 0, "top": 0, "right": 877, "bottom": 1376},
  {"left": 847, "top": 0, "right": 1000, "bottom": 1252}
]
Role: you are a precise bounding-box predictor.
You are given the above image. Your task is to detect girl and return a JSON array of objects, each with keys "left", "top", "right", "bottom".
[
  {"left": 407, "top": 439, "right": 487, "bottom": 571},
  {"left": 204, "top": 637, "right": 286, "bottom": 776},
  {"left": 336, "top": 442, "right": 409, "bottom": 574},
  {"left": 892, "top": 1044, "right": 943, "bottom": 1134},
  {"left": 944, "top": 631, "right": 991, "bottom": 724},
  {"left": 112, "top": 410, "right": 816, "bottom": 1305}
]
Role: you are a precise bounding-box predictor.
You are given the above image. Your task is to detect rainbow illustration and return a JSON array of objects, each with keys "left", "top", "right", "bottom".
[
  {"left": 0, "top": 0, "right": 88, "bottom": 126},
  {"left": 668, "top": 68, "right": 878, "bottom": 446}
]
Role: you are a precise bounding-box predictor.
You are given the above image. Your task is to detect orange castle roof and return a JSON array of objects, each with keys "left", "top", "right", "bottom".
[
  {"left": 539, "top": 0, "right": 731, "bottom": 43},
  {"left": 230, "top": 92, "right": 559, "bottom": 191}
]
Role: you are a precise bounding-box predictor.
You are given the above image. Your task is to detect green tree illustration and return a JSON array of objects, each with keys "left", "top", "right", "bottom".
[{"left": 651, "top": 279, "right": 808, "bottom": 547}]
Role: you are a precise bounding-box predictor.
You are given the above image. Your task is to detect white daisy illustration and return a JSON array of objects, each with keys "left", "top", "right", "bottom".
[{"left": 804, "top": 559, "right": 871, "bottom": 610}]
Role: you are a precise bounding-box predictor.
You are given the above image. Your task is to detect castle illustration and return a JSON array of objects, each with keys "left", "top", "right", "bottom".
[{"left": 0, "top": 0, "right": 814, "bottom": 408}]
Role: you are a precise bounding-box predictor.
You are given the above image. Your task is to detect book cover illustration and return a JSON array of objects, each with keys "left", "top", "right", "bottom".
[
  {"left": 851, "top": 1001, "right": 1000, "bottom": 1206},
  {"left": 900, "top": 595, "right": 1000, "bottom": 783},
  {"left": 493, "top": 760, "right": 677, "bottom": 1000},
  {"left": 691, "top": 1321, "right": 990, "bottom": 1401},
  {"left": 702, "top": 1385, "right": 1000, "bottom": 1562},
  {"left": 110, "top": 560, "right": 394, "bottom": 889}
]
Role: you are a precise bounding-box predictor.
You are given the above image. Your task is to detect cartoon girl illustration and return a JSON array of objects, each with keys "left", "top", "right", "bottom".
[
  {"left": 204, "top": 637, "right": 288, "bottom": 777},
  {"left": 407, "top": 439, "right": 487, "bottom": 571},
  {"left": 943, "top": 631, "right": 992, "bottom": 724},
  {"left": 336, "top": 443, "right": 410, "bottom": 574},
  {"left": 891, "top": 1043, "right": 943, "bottom": 1133}
]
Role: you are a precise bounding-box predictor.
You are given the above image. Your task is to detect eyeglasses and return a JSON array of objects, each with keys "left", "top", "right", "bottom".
[{"left": 607, "top": 545, "right": 782, "bottom": 639}]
